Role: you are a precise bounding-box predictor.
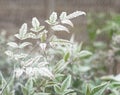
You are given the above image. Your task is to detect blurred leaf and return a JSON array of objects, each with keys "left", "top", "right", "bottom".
[
  {"left": 54, "top": 85, "right": 62, "bottom": 94},
  {"left": 79, "top": 50, "right": 92, "bottom": 58},
  {"left": 85, "top": 85, "right": 91, "bottom": 95},
  {"left": 90, "top": 82, "right": 109, "bottom": 95},
  {"left": 61, "top": 75, "right": 71, "bottom": 91},
  {"left": 52, "top": 25, "right": 69, "bottom": 33},
  {"left": 19, "top": 23, "right": 27, "bottom": 37},
  {"left": 61, "top": 19, "right": 73, "bottom": 27},
  {"left": 7, "top": 42, "right": 18, "bottom": 48},
  {"left": 63, "top": 52, "right": 70, "bottom": 62},
  {"left": 32, "top": 17, "right": 40, "bottom": 29},
  {"left": 19, "top": 42, "right": 32, "bottom": 48},
  {"left": 67, "top": 11, "right": 86, "bottom": 19}
]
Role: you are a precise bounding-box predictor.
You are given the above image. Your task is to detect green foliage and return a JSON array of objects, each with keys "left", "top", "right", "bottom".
[{"left": 1, "top": 11, "right": 120, "bottom": 95}]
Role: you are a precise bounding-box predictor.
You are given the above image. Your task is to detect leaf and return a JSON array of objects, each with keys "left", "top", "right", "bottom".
[
  {"left": 101, "top": 75, "right": 120, "bottom": 81},
  {"left": 90, "top": 82, "right": 109, "bottom": 95},
  {"left": 54, "top": 85, "right": 62, "bottom": 94},
  {"left": 25, "top": 78, "right": 33, "bottom": 90},
  {"left": 61, "top": 75, "right": 71, "bottom": 91},
  {"left": 49, "top": 12, "right": 57, "bottom": 23},
  {"left": 52, "top": 25, "right": 69, "bottom": 33},
  {"left": 111, "top": 82, "right": 120, "bottom": 88},
  {"left": 79, "top": 66, "right": 91, "bottom": 72},
  {"left": 63, "top": 52, "right": 70, "bottom": 62},
  {"left": 61, "top": 19, "right": 74, "bottom": 27},
  {"left": 60, "top": 12, "right": 67, "bottom": 20},
  {"left": 31, "top": 26, "right": 45, "bottom": 32},
  {"left": 54, "top": 60, "right": 69, "bottom": 73},
  {"left": 26, "top": 32, "right": 37, "bottom": 39},
  {"left": 7, "top": 42, "right": 18, "bottom": 48},
  {"left": 79, "top": 50, "right": 92, "bottom": 58},
  {"left": 85, "top": 85, "right": 91, "bottom": 95},
  {"left": 14, "top": 53, "right": 28, "bottom": 60},
  {"left": 67, "top": 11, "right": 86, "bottom": 19},
  {"left": 19, "top": 42, "right": 32, "bottom": 48},
  {"left": 19, "top": 23, "right": 27, "bottom": 37},
  {"left": 64, "top": 89, "right": 75, "bottom": 95},
  {"left": 23, "top": 56, "right": 41, "bottom": 67},
  {"left": 37, "top": 67, "right": 54, "bottom": 79},
  {"left": 21, "top": 86, "right": 28, "bottom": 95},
  {"left": 32, "top": 17, "right": 40, "bottom": 29}
]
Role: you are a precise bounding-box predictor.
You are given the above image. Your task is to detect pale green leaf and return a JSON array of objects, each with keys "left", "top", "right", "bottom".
[
  {"left": 52, "top": 25, "right": 69, "bottom": 33},
  {"left": 63, "top": 52, "right": 70, "bottom": 62},
  {"left": 54, "top": 85, "right": 62, "bottom": 94},
  {"left": 60, "top": 12, "right": 67, "bottom": 20},
  {"left": 19, "top": 42, "right": 32, "bottom": 49},
  {"left": 61, "top": 75, "right": 71, "bottom": 91},
  {"left": 25, "top": 32, "right": 37, "bottom": 39},
  {"left": 19, "top": 23, "right": 27, "bottom": 37},
  {"left": 79, "top": 50, "right": 92, "bottom": 58},
  {"left": 49, "top": 12, "right": 57, "bottom": 23},
  {"left": 90, "top": 82, "right": 109, "bottom": 95},
  {"left": 67, "top": 11, "right": 86, "bottom": 19},
  {"left": 32, "top": 17, "right": 40, "bottom": 29},
  {"left": 85, "top": 85, "right": 91, "bottom": 95},
  {"left": 7, "top": 42, "right": 18, "bottom": 48},
  {"left": 61, "top": 19, "right": 73, "bottom": 27}
]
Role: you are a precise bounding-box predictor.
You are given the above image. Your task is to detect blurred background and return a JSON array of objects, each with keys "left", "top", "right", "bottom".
[{"left": 0, "top": 0, "right": 120, "bottom": 42}]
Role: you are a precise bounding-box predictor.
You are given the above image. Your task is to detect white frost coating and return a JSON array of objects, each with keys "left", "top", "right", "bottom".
[
  {"left": 66, "top": 11, "right": 86, "bottom": 19},
  {"left": 52, "top": 25, "right": 69, "bottom": 33}
]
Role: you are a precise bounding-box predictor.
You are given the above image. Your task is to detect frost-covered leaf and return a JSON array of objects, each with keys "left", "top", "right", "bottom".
[
  {"left": 26, "top": 32, "right": 37, "bottom": 39},
  {"left": 61, "top": 19, "right": 73, "bottom": 27},
  {"left": 61, "top": 75, "right": 71, "bottom": 91},
  {"left": 91, "top": 82, "right": 109, "bottom": 95},
  {"left": 46, "top": 12, "right": 58, "bottom": 25},
  {"left": 49, "top": 12, "right": 57, "bottom": 23},
  {"left": 52, "top": 25, "right": 69, "bottom": 33},
  {"left": 38, "top": 67, "right": 54, "bottom": 79},
  {"left": 67, "top": 11, "right": 86, "bottom": 19},
  {"left": 23, "top": 56, "right": 41, "bottom": 67},
  {"left": 31, "top": 26, "right": 45, "bottom": 32},
  {"left": 19, "top": 42, "right": 32, "bottom": 49},
  {"left": 60, "top": 12, "right": 67, "bottom": 20},
  {"left": 7, "top": 42, "right": 18, "bottom": 48},
  {"left": 38, "top": 62, "right": 49, "bottom": 67},
  {"left": 32, "top": 17, "right": 40, "bottom": 28},
  {"left": 19, "top": 23, "right": 27, "bottom": 37},
  {"left": 14, "top": 53, "right": 28, "bottom": 60},
  {"left": 54, "top": 60, "right": 69, "bottom": 73},
  {"left": 54, "top": 85, "right": 62, "bottom": 94}
]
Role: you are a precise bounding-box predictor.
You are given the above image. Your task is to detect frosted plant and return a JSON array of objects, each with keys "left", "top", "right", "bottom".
[{"left": 5, "top": 11, "right": 86, "bottom": 80}]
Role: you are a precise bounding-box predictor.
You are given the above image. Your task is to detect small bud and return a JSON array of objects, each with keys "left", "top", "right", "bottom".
[{"left": 40, "top": 43, "right": 47, "bottom": 51}]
